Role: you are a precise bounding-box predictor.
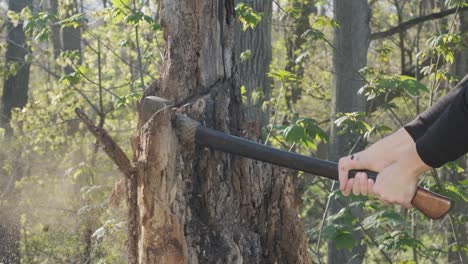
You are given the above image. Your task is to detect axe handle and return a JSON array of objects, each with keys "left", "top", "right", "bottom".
[{"left": 176, "top": 115, "right": 452, "bottom": 220}]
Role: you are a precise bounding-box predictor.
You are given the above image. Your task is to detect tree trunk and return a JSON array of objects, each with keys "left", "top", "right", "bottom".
[
  {"left": 454, "top": 9, "right": 468, "bottom": 80},
  {"left": 1, "top": 0, "right": 32, "bottom": 128},
  {"left": 49, "top": 0, "right": 61, "bottom": 59},
  {"left": 134, "top": 0, "right": 311, "bottom": 263},
  {"left": 62, "top": 0, "right": 82, "bottom": 74},
  {"left": 0, "top": 1, "right": 32, "bottom": 261},
  {"left": 284, "top": 0, "right": 317, "bottom": 111},
  {"left": 327, "top": 0, "right": 370, "bottom": 263}
]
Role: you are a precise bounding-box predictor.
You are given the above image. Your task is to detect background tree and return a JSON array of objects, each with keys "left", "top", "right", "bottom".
[
  {"left": 0, "top": 0, "right": 32, "bottom": 263},
  {"left": 327, "top": 0, "right": 370, "bottom": 263},
  {"left": 1, "top": 0, "right": 31, "bottom": 128}
]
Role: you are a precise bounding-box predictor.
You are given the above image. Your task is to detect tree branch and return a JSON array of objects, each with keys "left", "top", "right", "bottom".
[
  {"left": 75, "top": 108, "right": 138, "bottom": 264},
  {"left": 371, "top": 6, "right": 468, "bottom": 40},
  {"left": 75, "top": 108, "right": 133, "bottom": 178}
]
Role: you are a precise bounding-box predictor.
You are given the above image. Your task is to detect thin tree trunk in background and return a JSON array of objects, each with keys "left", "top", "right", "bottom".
[
  {"left": 134, "top": 0, "right": 311, "bottom": 263},
  {"left": 0, "top": 1, "right": 32, "bottom": 262},
  {"left": 454, "top": 9, "right": 467, "bottom": 80},
  {"left": 328, "top": 0, "right": 370, "bottom": 263},
  {"left": 1, "top": 0, "right": 32, "bottom": 128},
  {"left": 49, "top": 0, "right": 61, "bottom": 59},
  {"left": 60, "top": 0, "right": 90, "bottom": 260},
  {"left": 62, "top": 0, "right": 82, "bottom": 75},
  {"left": 284, "top": 0, "right": 316, "bottom": 111}
]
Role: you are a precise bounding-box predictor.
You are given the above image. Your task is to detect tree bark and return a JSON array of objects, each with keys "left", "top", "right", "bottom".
[
  {"left": 1, "top": 0, "right": 32, "bottom": 128},
  {"left": 62, "top": 0, "right": 82, "bottom": 74},
  {"left": 135, "top": 0, "right": 311, "bottom": 263},
  {"left": 49, "top": 0, "right": 61, "bottom": 59},
  {"left": 327, "top": 0, "right": 370, "bottom": 263},
  {"left": 0, "top": 1, "right": 32, "bottom": 261},
  {"left": 454, "top": 9, "right": 468, "bottom": 80},
  {"left": 284, "top": 0, "right": 317, "bottom": 111}
]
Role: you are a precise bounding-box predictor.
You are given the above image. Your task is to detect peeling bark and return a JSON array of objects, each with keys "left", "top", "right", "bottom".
[{"left": 136, "top": 0, "right": 311, "bottom": 263}]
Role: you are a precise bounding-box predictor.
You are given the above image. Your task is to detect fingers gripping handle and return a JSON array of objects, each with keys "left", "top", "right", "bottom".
[{"left": 348, "top": 170, "right": 452, "bottom": 220}]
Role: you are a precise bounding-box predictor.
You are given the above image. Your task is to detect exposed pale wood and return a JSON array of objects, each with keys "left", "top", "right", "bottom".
[{"left": 137, "top": 0, "right": 311, "bottom": 263}]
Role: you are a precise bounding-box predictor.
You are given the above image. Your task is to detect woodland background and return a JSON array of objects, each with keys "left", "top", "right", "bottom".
[{"left": 0, "top": 0, "right": 467, "bottom": 263}]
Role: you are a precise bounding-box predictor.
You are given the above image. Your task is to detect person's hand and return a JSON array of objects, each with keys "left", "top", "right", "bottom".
[
  {"left": 371, "top": 144, "right": 430, "bottom": 207},
  {"left": 338, "top": 151, "right": 374, "bottom": 196},
  {"left": 338, "top": 128, "right": 414, "bottom": 196},
  {"left": 371, "top": 161, "right": 419, "bottom": 208}
]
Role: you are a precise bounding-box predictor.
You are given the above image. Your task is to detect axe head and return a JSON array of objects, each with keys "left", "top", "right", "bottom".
[{"left": 141, "top": 96, "right": 173, "bottom": 123}]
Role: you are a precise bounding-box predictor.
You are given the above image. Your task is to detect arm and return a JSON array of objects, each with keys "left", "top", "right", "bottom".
[
  {"left": 404, "top": 74, "right": 468, "bottom": 141},
  {"left": 339, "top": 74, "right": 468, "bottom": 196},
  {"left": 413, "top": 76, "right": 468, "bottom": 167},
  {"left": 341, "top": 74, "right": 468, "bottom": 207}
]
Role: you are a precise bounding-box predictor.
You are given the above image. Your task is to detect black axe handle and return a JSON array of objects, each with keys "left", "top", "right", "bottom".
[{"left": 174, "top": 114, "right": 452, "bottom": 220}]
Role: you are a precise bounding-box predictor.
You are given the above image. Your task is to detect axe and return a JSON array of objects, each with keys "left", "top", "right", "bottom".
[{"left": 144, "top": 96, "right": 452, "bottom": 220}]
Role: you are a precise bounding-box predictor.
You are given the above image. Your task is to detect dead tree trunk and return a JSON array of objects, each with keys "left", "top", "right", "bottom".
[{"left": 134, "top": 0, "right": 311, "bottom": 263}]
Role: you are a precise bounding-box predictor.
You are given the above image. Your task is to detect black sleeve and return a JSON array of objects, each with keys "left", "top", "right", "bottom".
[
  {"left": 404, "top": 74, "right": 468, "bottom": 141},
  {"left": 410, "top": 76, "right": 468, "bottom": 168}
]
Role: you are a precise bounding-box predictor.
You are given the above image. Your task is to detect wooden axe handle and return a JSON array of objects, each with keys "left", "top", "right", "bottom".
[{"left": 175, "top": 114, "right": 452, "bottom": 220}]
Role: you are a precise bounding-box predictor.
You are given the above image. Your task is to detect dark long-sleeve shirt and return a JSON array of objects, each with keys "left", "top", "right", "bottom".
[{"left": 404, "top": 74, "right": 468, "bottom": 168}]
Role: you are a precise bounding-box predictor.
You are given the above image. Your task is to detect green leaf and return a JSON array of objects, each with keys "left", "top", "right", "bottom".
[
  {"left": 111, "top": 0, "right": 131, "bottom": 9},
  {"left": 235, "top": 3, "right": 263, "bottom": 31},
  {"left": 322, "top": 225, "right": 338, "bottom": 238},
  {"left": 443, "top": 161, "right": 465, "bottom": 173},
  {"left": 335, "top": 231, "right": 356, "bottom": 249},
  {"left": 34, "top": 28, "right": 49, "bottom": 42},
  {"left": 240, "top": 85, "right": 248, "bottom": 104},
  {"left": 362, "top": 210, "right": 406, "bottom": 229},
  {"left": 77, "top": 66, "right": 89, "bottom": 75},
  {"left": 115, "top": 91, "right": 142, "bottom": 108},
  {"left": 301, "top": 28, "right": 325, "bottom": 41},
  {"left": 251, "top": 88, "right": 264, "bottom": 105},
  {"left": 335, "top": 112, "right": 371, "bottom": 136},
  {"left": 436, "top": 183, "right": 468, "bottom": 202},
  {"left": 240, "top": 49, "right": 252, "bottom": 62},
  {"left": 125, "top": 11, "right": 144, "bottom": 25},
  {"left": 312, "top": 16, "right": 340, "bottom": 29},
  {"left": 60, "top": 50, "right": 80, "bottom": 60},
  {"left": 60, "top": 13, "right": 86, "bottom": 28},
  {"left": 59, "top": 72, "right": 81, "bottom": 86},
  {"left": 268, "top": 69, "right": 298, "bottom": 81},
  {"left": 376, "top": 231, "right": 424, "bottom": 251},
  {"left": 7, "top": 11, "right": 21, "bottom": 27},
  {"left": 283, "top": 124, "right": 304, "bottom": 143}
]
